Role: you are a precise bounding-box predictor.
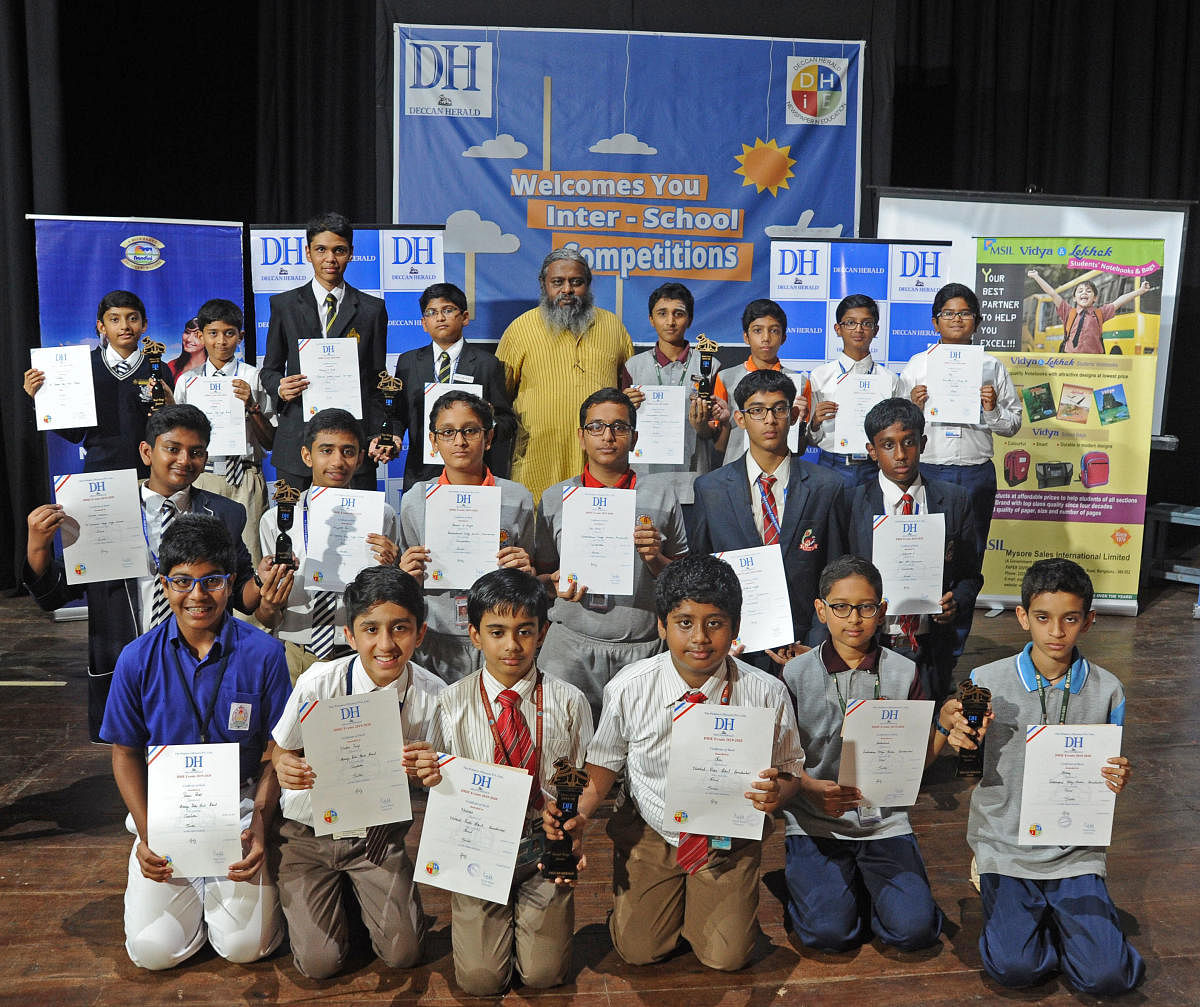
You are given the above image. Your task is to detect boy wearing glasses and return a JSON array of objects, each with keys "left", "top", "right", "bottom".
[
  {"left": 101, "top": 514, "right": 289, "bottom": 969},
  {"left": 393, "top": 283, "right": 516, "bottom": 490},
  {"left": 534, "top": 387, "right": 688, "bottom": 719},
  {"left": 399, "top": 390, "right": 536, "bottom": 681},
  {"left": 805, "top": 294, "right": 899, "bottom": 487},
  {"left": 692, "top": 369, "right": 846, "bottom": 666}
]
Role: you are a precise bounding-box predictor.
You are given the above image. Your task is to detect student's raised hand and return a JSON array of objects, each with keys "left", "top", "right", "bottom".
[
  {"left": 552, "top": 570, "right": 588, "bottom": 603},
  {"left": 399, "top": 546, "right": 430, "bottom": 579},
  {"left": 277, "top": 373, "right": 308, "bottom": 402},
  {"left": 689, "top": 394, "right": 728, "bottom": 437},
  {"left": 811, "top": 399, "right": 839, "bottom": 427},
  {"left": 27, "top": 503, "right": 66, "bottom": 553},
  {"left": 980, "top": 384, "right": 998, "bottom": 411},
  {"left": 497, "top": 545, "right": 533, "bottom": 573},
  {"left": 231, "top": 377, "right": 252, "bottom": 404},
  {"left": 1102, "top": 755, "right": 1132, "bottom": 795},
  {"left": 256, "top": 559, "right": 294, "bottom": 618},
  {"left": 368, "top": 435, "right": 398, "bottom": 463},
  {"left": 403, "top": 741, "right": 435, "bottom": 780},
  {"left": 803, "top": 777, "right": 862, "bottom": 817},
  {"left": 746, "top": 767, "right": 787, "bottom": 815},
  {"left": 22, "top": 367, "right": 45, "bottom": 398},
  {"left": 149, "top": 376, "right": 175, "bottom": 406},
  {"left": 409, "top": 744, "right": 443, "bottom": 787},
  {"left": 625, "top": 386, "right": 646, "bottom": 408},
  {"left": 135, "top": 839, "right": 173, "bottom": 883},
  {"left": 228, "top": 820, "right": 267, "bottom": 883},
  {"left": 539, "top": 798, "right": 589, "bottom": 888},
  {"left": 275, "top": 750, "right": 316, "bottom": 790},
  {"left": 933, "top": 590, "right": 958, "bottom": 624},
  {"left": 938, "top": 697, "right": 993, "bottom": 750},
  {"left": 794, "top": 394, "right": 810, "bottom": 424},
  {"left": 367, "top": 533, "right": 399, "bottom": 567},
  {"left": 633, "top": 520, "right": 663, "bottom": 566},
  {"left": 910, "top": 384, "right": 929, "bottom": 408},
  {"left": 766, "top": 641, "right": 808, "bottom": 666}
]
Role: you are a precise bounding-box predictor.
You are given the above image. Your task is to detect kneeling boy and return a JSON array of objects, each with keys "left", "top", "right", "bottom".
[
  {"left": 101, "top": 515, "right": 288, "bottom": 970},
  {"left": 271, "top": 566, "right": 444, "bottom": 978}
]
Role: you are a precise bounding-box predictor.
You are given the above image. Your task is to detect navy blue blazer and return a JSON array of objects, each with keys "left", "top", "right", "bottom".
[
  {"left": 260, "top": 282, "right": 387, "bottom": 488},
  {"left": 691, "top": 454, "right": 848, "bottom": 645},
  {"left": 393, "top": 342, "right": 516, "bottom": 489},
  {"left": 23, "top": 489, "right": 255, "bottom": 741}
]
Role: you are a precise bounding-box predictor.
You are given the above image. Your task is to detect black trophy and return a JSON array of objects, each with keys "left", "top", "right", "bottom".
[
  {"left": 142, "top": 336, "right": 167, "bottom": 413},
  {"left": 376, "top": 371, "right": 404, "bottom": 451},
  {"left": 694, "top": 333, "right": 718, "bottom": 400},
  {"left": 542, "top": 757, "right": 589, "bottom": 881},
  {"left": 955, "top": 680, "right": 992, "bottom": 778},
  {"left": 273, "top": 481, "right": 301, "bottom": 569}
]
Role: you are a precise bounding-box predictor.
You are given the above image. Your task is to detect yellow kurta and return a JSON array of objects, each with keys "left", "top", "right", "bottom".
[{"left": 496, "top": 306, "right": 634, "bottom": 502}]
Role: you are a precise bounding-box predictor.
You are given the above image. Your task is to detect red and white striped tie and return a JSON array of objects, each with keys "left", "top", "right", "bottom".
[
  {"left": 496, "top": 689, "right": 540, "bottom": 808},
  {"left": 676, "top": 691, "right": 710, "bottom": 874}
]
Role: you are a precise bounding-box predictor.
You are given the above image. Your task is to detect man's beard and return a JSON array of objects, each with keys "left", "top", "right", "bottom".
[{"left": 540, "top": 289, "right": 596, "bottom": 335}]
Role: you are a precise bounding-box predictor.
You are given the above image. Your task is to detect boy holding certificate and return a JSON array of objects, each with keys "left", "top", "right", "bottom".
[
  {"left": 550, "top": 554, "right": 805, "bottom": 972},
  {"left": 805, "top": 294, "right": 900, "bottom": 487},
  {"left": 535, "top": 387, "right": 688, "bottom": 719},
  {"left": 960, "top": 558, "right": 1142, "bottom": 995},
  {"left": 270, "top": 565, "right": 445, "bottom": 978},
  {"left": 848, "top": 397, "right": 983, "bottom": 701},
  {"left": 100, "top": 514, "right": 288, "bottom": 970},
  {"left": 409, "top": 569, "right": 593, "bottom": 996},
  {"left": 399, "top": 390, "right": 536, "bottom": 682},
  {"left": 258, "top": 408, "right": 401, "bottom": 683},
  {"left": 780, "top": 555, "right": 973, "bottom": 953},
  {"left": 173, "top": 299, "right": 276, "bottom": 564}
]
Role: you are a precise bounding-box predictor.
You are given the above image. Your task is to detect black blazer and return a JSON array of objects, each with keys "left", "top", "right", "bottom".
[
  {"left": 260, "top": 283, "right": 387, "bottom": 488},
  {"left": 691, "top": 454, "right": 848, "bottom": 646},
  {"left": 393, "top": 343, "right": 516, "bottom": 489}
]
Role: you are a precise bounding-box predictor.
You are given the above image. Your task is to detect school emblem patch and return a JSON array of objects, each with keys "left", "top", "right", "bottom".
[
  {"left": 799, "top": 528, "right": 819, "bottom": 552},
  {"left": 346, "top": 328, "right": 361, "bottom": 342}
]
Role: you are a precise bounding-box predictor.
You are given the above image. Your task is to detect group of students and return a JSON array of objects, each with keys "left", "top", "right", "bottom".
[{"left": 18, "top": 261, "right": 1144, "bottom": 996}]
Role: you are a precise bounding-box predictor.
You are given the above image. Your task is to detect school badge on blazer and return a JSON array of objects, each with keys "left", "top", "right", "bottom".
[
  {"left": 346, "top": 328, "right": 361, "bottom": 342},
  {"left": 799, "top": 528, "right": 819, "bottom": 551}
]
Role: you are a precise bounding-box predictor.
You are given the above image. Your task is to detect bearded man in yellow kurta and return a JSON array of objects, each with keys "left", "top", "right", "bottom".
[{"left": 496, "top": 248, "right": 634, "bottom": 502}]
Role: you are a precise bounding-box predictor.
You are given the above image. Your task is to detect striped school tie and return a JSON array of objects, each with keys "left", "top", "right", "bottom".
[
  {"left": 148, "top": 502, "right": 176, "bottom": 628},
  {"left": 224, "top": 455, "right": 246, "bottom": 487},
  {"left": 496, "top": 689, "right": 541, "bottom": 808},
  {"left": 759, "top": 474, "right": 779, "bottom": 547},
  {"left": 437, "top": 350, "right": 451, "bottom": 383},
  {"left": 309, "top": 591, "right": 337, "bottom": 658},
  {"left": 675, "top": 691, "right": 711, "bottom": 875},
  {"left": 324, "top": 292, "right": 338, "bottom": 335}
]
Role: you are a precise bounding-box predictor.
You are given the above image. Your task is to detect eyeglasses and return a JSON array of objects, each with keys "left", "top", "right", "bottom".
[
  {"left": 422, "top": 307, "right": 462, "bottom": 319},
  {"left": 432, "top": 426, "right": 486, "bottom": 442},
  {"left": 936, "top": 309, "right": 976, "bottom": 321},
  {"left": 740, "top": 403, "right": 791, "bottom": 420},
  {"left": 838, "top": 319, "right": 877, "bottom": 332},
  {"left": 164, "top": 573, "right": 233, "bottom": 594},
  {"left": 582, "top": 419, "right": 633, "bottom": 437},
  {"left": 823, "top": 600, "right": 881, "bottom": 619}
]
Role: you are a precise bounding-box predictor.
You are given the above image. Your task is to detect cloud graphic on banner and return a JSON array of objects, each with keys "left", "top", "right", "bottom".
[
  {"left": 463, "top": 134, "right": 529, "bottom": 159},
  {"left": 589, "top": 132, "right": 657, "bottom": 155},
  {"left": 764, "top": 209, "right": 844, "bottom": 238},
  {"left": 443, "top": 210, "right": 520, "bottom": 254}
]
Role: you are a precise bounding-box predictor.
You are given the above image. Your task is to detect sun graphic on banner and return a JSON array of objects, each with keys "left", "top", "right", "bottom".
[{"left": 733, "top": 138, "right": 796, "bottom": 196}]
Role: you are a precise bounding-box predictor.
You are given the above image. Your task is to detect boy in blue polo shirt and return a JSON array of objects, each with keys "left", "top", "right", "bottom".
[{"left": 101, "top": 514, "right": 289, "bottom": 971}]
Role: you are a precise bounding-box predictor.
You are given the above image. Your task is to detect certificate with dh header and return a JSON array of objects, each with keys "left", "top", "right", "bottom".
[
  {"left": 302, "top": 688, "right": 412, "bottom": 836},
  {"left": 300, "top": 487, "right": 386, "bottom": 593},
  {"left": 180, "top": 374, "right": 247, "bottom": 458},
  {"left": 420, "top": 381, "right": 483, "bottom": 463},
  {"left": 299, "top": 337, "right": 362, "bottom": 419},
  {"left": 558, "top": 485, "right": 637, "bottom": 595},
  {"left": 54, "top": 468, "right": 151, "bottom": 585},
  {"left": 147, "top": 743, "right": 241, "bottom": 879},
  {"left": 424, "top": 483, "right": 501, "bottom": 590},
  {"left": 871, "top": 512, "right": 945, "bottom": 615},
  {"left": 31, "top": 344, "right": 97, "bottom": 430},
  {"left": 838, "top": 699, "right": 936, "bottom": 807},
  {"left": 1018, "top": 724, "right": 1122, "bottom": 847},
  {"left": 830, "top": 371, "right": 893, "bottom": 452},
  {"left": 923, "top": 343, "right": 984, "bottom": 426},
  {"left": 415, "top": 753, "right": 532, "bottom": 904},
  {"left": 631, "top": 385, "right": 686, "bottom": 465},
  {"left": 714, "top": 545, "right": 793, "bottom": 653},
  {"left": 662, "top": 703, "right": 774, "bottom": 840}
]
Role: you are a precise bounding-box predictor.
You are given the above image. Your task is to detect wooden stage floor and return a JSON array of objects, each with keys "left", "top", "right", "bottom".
[{"left": 1, "top": 585, "right": 1197, "bottom": 1006}]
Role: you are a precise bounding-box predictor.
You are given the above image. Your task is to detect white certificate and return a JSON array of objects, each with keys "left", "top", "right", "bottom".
[
  {"left": 180, "top": 374, "right": 247, "bottom": 458},
  {"left": 714, "top": 545, "right": 793, "bottom": 653},
  {"left": 923, "top": 343, "right": 984, "bottom": 425},
  {"left": 300, "top": 487, "right": 386, "bottom": 593},
  {"left": 838, "top": 699, "right": 936, "bottom": 807},
  {"left": 871, "top": 512, "right": 945, "bottom": 615},
  {"left": 54, "top": 468, "right": 151, "bottom": 585},
  {"left": 147, "top": 743, "right": 242, "bottom": 879},
  {"left": 631, "top": 385, "right": 686, "bottom": 465},
  {"left": 557, "top": 485, "right": 637, "bottom": 595},
  {"left": 831, "top": 371, "right": 893, "bottom": 452},
  {"left": 421, "top": 381, "right": 483, "bottom": 463},
  {"left": 424, "top": 483, "right": 501, "bottom": 590},
  {"left": 415, "top": 753, "right": 532, "bottom": 904},
  {"left": 31, "top": 344, "right": 97, "bottom": 430},
  {"left": 299, "top": 337, "right": 362, "bottom": 419},
  {"left": 662, "top": 703, "right": 774, "bottom": 840},
  {"left": 302, "top": 688, "right": 413, "bottom": 836},
  {"left": 1018, "top": 724, "right": 1122, "bottom": 847}
]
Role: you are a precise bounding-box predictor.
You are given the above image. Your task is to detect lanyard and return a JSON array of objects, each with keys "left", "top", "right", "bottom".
[
  {"left": 479, "top": 672, "right": 544, "bottom": 778},
  {"left": 169, "top": 628, "right": 233, "bottom": 744},
  {"left": 346, "top": 657, "right": 410, "bottom": 710},
  {"left": 679, "top": 663, "right": 735, "bottom": 707},
  {"left": 831, "top": 664, "right": 881, "bottom": 715},
  {"left": 756, "top": 475, "right": 783, "bottom": 540},
  {"left": 140, "top": 494, "right": 185, "bottom": 572},
  {"left": 1035, "top": 666, "right": 1072, "bottom": 725},
  {"left": 652, "top": 352, "right": 692, "bottom": 386}
]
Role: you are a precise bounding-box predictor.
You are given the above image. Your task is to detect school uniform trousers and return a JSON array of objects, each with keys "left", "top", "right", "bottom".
[{"left": 428, "top": 668, "right": 593, "bottom": 996}]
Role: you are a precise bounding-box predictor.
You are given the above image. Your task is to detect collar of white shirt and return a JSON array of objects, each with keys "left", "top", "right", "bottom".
[
  {"left": 745, "top": 450, "right": 791, "bottom": 494},
  {"left": 348, "top": 657, "right": 411, "bottom": 697},
  {"left": 431, "top": 338, "right": 465, "bottom": 375},
  {"left": 482, "top": 664, "right": 538, "bottom": 704},
  {"left": 140, "top": 482, "right": 192, "bottom": 517},
  {"left": 656, "top": 652, "right": 732, "bottom": 708},
  {"left": 204, "top": 359, "right": 240, "bottom": 378},
  {"left": 837, "top": 352, "right": 875, "bottom": 374},
  {"left": 879, "top": 471, "right": 926, "bottom": 514},
  {"left": 104, "top": 342, "right": 142, "bottom": 372}
]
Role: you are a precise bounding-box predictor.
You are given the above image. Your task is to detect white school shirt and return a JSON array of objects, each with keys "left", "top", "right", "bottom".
[
  {"left": 878, "top": 472, "right": 931, "bottom": 636},
  {"left": 311, "top": 279, "right": 346, "bottom": 332},
  {"left": 896, "top": 349, "right": 1021, "bottom": 465},
  {"left": 744, "top": 452, "right": 790, "bottom": 542},
  {"left": 272, "top": 655, "right": 445, "bottom": 827},
  {"left": 103, "top": 342, "right": 143, "bottom": 372},
  {"left": 587, "top": 651, "right": 806, "bottom": 845},
  {"left": 136, "top": 484, "right": 193, "bottom": 632},
  {"left": 173, "top": 359, "right": 277, "bottom": 463},
  {"left": 429, "top": 338, "right": 465, "bottom": 381},
  {"left": 805, "top": 353, "right": 899, "bottom": 453}
]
